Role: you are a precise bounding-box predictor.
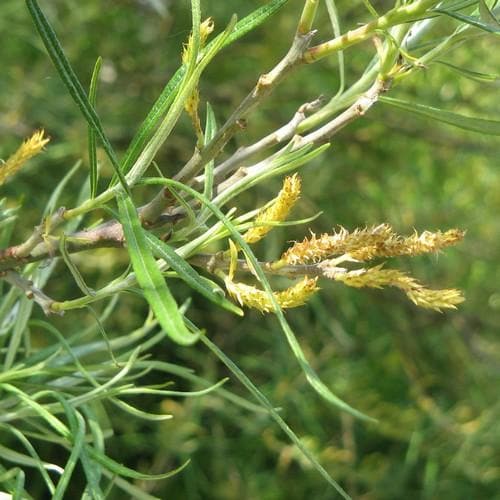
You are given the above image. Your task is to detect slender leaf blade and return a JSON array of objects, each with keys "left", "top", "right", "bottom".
[
  {"left": 51, "top": 398, "right": 86, "bottom": 500},
  {"left": 117, "top": 194, "right": 198, "bottom": 346},
  {"left": 203, "top": 102, "right": 217, "bottom": 201},
  {"left": 435, "top": 60, "right": 499, "bottom": 82},
  {"left": 86, "top": 446, "right": 190, "bottom": 480},
  {"left": 200, "top": 335, "right": 350, "bottom": 499},
  {"left": 380, "top": 96, "right": 500, "bottom": 135},
  {"left": 146, "top": 233, "right": 243, "bottom": 316},
  {"left": 88, "top": 57, "right": 102, "bottom": 198}
]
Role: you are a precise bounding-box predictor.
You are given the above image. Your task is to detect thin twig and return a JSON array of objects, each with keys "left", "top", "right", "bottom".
[
  {"left": 0, "top": 270, "right": 59, "bottom": 315},
  {"left": 188, "top": 253, "right": 328, "bottom": 279},
  {"left": 199, "top": 97, "right": 324, "bottom": 185}
]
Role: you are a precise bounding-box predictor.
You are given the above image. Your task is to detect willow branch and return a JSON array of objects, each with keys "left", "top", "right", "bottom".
[
  {"left": 173, "top": 29, "right": 317, "bottom": 185},
  {"left": 195, "top": 97, "right": 324, "bottom": 186},
  {"left": 0, "top": 270, "right": 58, "bottom": 315},
  {"left": 188, "top": 253, "right": 326, "bottom": 278}
]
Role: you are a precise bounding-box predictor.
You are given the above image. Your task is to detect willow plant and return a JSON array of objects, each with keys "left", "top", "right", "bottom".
[{"left": 0, "top": 0, "right": 499, "bottom": 498}]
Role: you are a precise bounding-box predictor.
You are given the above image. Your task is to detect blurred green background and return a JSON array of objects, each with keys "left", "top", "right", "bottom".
[{"left": 1, "top": 1, "right": 499, "bottom": 498}]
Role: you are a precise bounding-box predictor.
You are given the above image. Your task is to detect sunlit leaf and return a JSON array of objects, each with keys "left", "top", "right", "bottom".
[{"left": 117, "top": 194, "right": 199, "bottom": 346}]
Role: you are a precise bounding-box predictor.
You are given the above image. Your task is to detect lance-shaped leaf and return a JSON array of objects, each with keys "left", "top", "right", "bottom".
[
  {"left": 88, "top": 56, "right": 102, "bottom": 199},
  {"left": 117, "top": 194, "right": 198, "bottom": 346},
  {"left": 380, "top": 96, "right": 500, "bottom": 135},
  {"left": 145, "top": 232, "right": 243, "bottom": 316}
]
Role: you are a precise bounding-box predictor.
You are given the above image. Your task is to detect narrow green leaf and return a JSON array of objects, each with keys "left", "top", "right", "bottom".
[
  {"left": 79, "top": 407, "right": 106, "bottom": 498},
  {"left": 325, "top": 0, "right": 345, "bottom": 96},
  {"left": 110, "top": 397, "right": 173, "bottom": 421},
  {"left": 88, "top": 57, "right": 102, "bottom": 198},
  {"left": 86, "top": 446, "right": 190, "bottom": 481},
  {"left": 203, "top": 102, "right": 217, "bottom": 201},
  {"left": 200, "top": 335, "right": 350, "bottom": 499},
  {"left": 380, "top": 96, "right": 500, "bottom": 135},
  {"left": 479, "top": 0, "right": 500, "bottom": 27},
  {"left": 190, "top": 0, "right": 202, "bottom": 72},
  {"left": 12, "top": 469, "right": 26, "bottom": 500},
  {"left": 25, "top": 0, "right": 130, "bottom": 193},
  {"left": 434, "top": 7, "right": 500, "bottom": 33},
  {"left": 139, "top": 178, "right": 375, "bottom": 422},
  {"left": 146, "top": 233, "right": 243, "bottom": 316},
  {"left": 435, "top": 60, "right": 499, "bottom": 82},
  {"left": 117, "top": 194, "right": 198, "bottom": 346},
  {"left": 59, "top": 234, "right": 96, "bottom": 297},
  {"left": 0, "top": 384, "right": 69, "bottom": 437},
  {"left": 3, "top": 296, "right": 33, "bottom": 371},
  {"left": 51, "top": 398, "right": 86, "bottom": 500},
  {"left": 3, "top": 426, "right": 56, "bottom": 494}
]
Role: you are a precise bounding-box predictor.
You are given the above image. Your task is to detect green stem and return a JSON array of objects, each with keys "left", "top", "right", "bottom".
[
  {"left": 304, "top": 0, "right": 440, "bottom": 63},
  {"left": 297, "top": 0, "right": 319, "bottom": 34}
]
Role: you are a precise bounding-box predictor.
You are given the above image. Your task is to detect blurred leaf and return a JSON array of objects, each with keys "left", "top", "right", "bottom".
[
  {"left": 479, "top": 0, "right": 500, "bottom": 27},
  {"left": 201, "top": 335, "right": 350, "bottom": 500},
  {"left": 51, "top": 397, "right": 85, "bottom": 500},
  {"left": 380, "top": 96, "right": 500, "bottom": 135},
  {"left": 86, "top": 446, "right": 190, "bottom": 481},
  {"left": 435, "top": 60, "right": 499, "bottom": 82}
]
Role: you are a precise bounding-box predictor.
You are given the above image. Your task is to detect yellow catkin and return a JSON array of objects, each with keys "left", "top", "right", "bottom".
[
  {"left": 225, "top": 276, "right": 319, "bottom": 313},
  {"left": 282, "top": 224, "right": 464, "bottom": 264},
  {"left": 320, "top": 262, "right": 464, "bottom": 311},
  {"left": 244, "top": 174, "right": 301, "bottom": 244},
  {"left": 282, "top": 224, "right": 393, "bottom": 264},
  {"left": 320, "top": 263, "right": 415, "bottom": 288},
  {"left": 350, "top": 228, "right": 465, "bottom": 261},
  {"left": 0, "top": 130, "right": 49, "bottom": 186},
  {"left": 406, "top": 287, "right": 464, "bottom": 311}
]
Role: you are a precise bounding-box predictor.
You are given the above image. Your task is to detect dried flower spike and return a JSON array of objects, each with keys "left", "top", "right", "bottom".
[
  {"left": 0, "top": 130, "right": 49, "bottom": 186},
  {"left": 244, "top": 174, "right": 301, "bottom": 244},
  {"left": 225, "top": 275, "right": 318, "bottom": 313}
]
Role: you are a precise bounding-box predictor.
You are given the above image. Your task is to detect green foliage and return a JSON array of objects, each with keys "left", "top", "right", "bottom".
[{"left": 0, "top": 0, "right": 499, "bottom": 498}]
